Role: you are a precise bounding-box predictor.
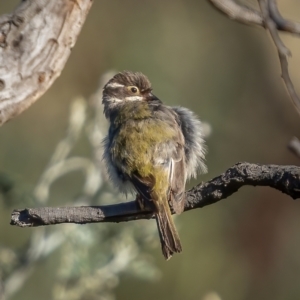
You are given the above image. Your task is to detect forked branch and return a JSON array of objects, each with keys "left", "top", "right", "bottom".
[{"left": 209, "top": 0, "right": 300, "bottom": 115}]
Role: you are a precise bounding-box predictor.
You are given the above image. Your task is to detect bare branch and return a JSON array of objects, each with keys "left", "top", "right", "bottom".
[
  {"left": 0, "top": 0, "right": 93, "bottom": 125},
  {"left": 278, "top": 52, "right": 300, "bottom": 114},
  {"left": 268, "top": 0, "right": 300, "bottom": 35},
  {"left": 209, "top": 0, "right": 300, "bottom": 115},
  {"left": 209, "top": 0, "right": 300, "bottom": 34},
  {"left": 259, "top": 0, "right": 291, "bottom": 56},
  {"left": 258, "top": 0, "right": 300, "bottom": 114},
  {"left": 208, "top": 0, "right": 263, "bottom": 26},
  {"left": 10, "top": 163, "right": 300, "bottom": 227}
]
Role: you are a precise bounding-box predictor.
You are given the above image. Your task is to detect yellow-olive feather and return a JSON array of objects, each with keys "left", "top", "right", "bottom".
[{"left": 111, "top": 102, "right": 175, "bottom": 193}]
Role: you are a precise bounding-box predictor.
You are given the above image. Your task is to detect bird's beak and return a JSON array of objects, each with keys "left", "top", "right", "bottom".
[{"left": 148, "top": 93, "right": 160, "bottom": 101}]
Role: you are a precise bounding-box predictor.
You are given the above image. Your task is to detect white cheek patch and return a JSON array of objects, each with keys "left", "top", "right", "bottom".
[
  {"left": 125, "top": 96, "right": 143, "bottom": 101},
  {"left": 106, "top": 82, "right": 125, "bottom": 88},
  {"left": 110, "top": 97, "right": 123, "bottom": 103}
]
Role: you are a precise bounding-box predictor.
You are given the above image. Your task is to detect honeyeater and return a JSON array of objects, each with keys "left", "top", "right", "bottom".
[{"left": 102, "top": 71, "right": 206, "bottom": 260}]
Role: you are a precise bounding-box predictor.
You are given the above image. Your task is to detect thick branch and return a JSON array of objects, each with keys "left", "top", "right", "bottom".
[
  {"left": 0, "top": 0, "right": 93, "bottom": 125},
  {"left": 10, "top": 162, "right": 300, "bottom": 227}
]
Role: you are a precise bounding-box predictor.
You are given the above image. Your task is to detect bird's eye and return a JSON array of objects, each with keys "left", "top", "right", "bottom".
[{"left": 127, "top": 86, "right": 139, "bottom": 94}]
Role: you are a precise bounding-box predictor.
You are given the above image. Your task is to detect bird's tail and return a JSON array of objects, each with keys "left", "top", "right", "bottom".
[{"left": 155, "top": 200, "right": 182, "bottom": 260}]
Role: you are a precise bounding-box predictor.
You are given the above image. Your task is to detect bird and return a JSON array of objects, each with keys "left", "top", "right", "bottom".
[{"left": 102, "top": 71, "right": 206, "bottom": 260}]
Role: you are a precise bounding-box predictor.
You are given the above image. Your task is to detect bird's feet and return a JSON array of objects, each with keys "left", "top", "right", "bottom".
[{"left": 135, "top": 193, "right": 146, "bottom": 210}]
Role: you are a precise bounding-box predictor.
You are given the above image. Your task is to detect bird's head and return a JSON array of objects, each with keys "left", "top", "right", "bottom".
[{"left": 102, "top": 71, "right": 160, "bottom": 119}]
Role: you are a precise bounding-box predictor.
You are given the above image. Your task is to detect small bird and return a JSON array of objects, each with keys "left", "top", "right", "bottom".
[{"left": 102, "top": 71, "right": 206, "bottom": 260}]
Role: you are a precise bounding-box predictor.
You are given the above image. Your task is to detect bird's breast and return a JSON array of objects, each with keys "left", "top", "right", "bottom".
[{"left": 110, "top": 117, "right": 176, "bottom": 178}]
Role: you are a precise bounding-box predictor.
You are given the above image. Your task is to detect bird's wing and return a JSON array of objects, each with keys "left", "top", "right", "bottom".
[
  {"left": 172, "top": 106, "right": 207, "bottom": 178},
  {"left": 131, "top": 173, "right": 155, "bottom": 204},
  {"left": 167, "top": 141, "right": 186, "bottom": 214}
]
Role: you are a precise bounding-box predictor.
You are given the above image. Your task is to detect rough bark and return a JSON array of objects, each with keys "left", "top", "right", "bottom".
[
  {"left": 10, "top": 163, "right": 300, "bottom": 227},
  {"left": 0, "top": 0, "right": 93, "bottom": 125}
]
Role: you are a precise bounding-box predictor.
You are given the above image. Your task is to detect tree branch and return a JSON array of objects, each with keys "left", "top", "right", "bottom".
[
  {"left": 209, "top": 0, "right": 264, "bottom": 26},
  {"left": 268, "top": 0, "right": 300, "bottom": 35},
  {"left": 209, "top": 0, "right": 300, "bottom": 116},
  {"left": 10, "top": 162, "right": 300, "bottom": 227},
  {"left": 209, "top": 0, "right": 300, "bottom": 34},
  {"left": 259, "top": 0, "right": 300, "bottom": 114},
  {"left": 0, "top": 0, "right": 93, "bottom": 125}
]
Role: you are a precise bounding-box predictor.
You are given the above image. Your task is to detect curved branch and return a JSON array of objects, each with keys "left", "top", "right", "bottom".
[
  {"left": 209, "top": 0, "right": 300, "bottom": 34},
  {"left": 259, "top": 0, "right": 300, "bottom": 114},
  {"left": 10, "top": 162, "right": 300, "bottom": 227},
  {"left": 209, "top": 0, "right": 300, "bottom": 116},
  {"left": 0, "top": 0, "right": 93, "bottom": 125},
  {"left": 268, "top": 0, "right": 300, "bottom": 35},
  {"left": 208, "top": 0, "right": 264, "bottom": 26}
]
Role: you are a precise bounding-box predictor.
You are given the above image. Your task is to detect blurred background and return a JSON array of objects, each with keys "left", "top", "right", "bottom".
[{"left": 1, "top": 0, "right": 300, "bottom": 300}]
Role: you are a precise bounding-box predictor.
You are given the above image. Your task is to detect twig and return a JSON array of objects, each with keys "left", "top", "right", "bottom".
[
  {"left": 268, "top": 0, "right": 300, "bottom": 35},
  {"left": 10, "top": 162, "right": 300, "bottom": 227},
  {"left": 259, "top": 0, "right": 290, "bottom": 56},
  {"left": 278, "top": 52, "right": 300, "bottom": 114},
  {"left": 209, "top": 0, "right": 300, "bottom": 115},
  {"left": 259, "top": 0, "right": 300, "bottom": 114},
  {"left": 208, "top": 0, "right": 263, "bottom": 26},
  {"left": 209, "top": 0, "right": 300, "bottom": 34}
]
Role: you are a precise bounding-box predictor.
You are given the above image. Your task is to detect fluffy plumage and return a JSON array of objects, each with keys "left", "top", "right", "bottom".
[
  {"left": 102, "top": 71, "right": 206, "bottom": 259},
  {"left": 172, "top": 106, "right": 207, "bottom": 178}
]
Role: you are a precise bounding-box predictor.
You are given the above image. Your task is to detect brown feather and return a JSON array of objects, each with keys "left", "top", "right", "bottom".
[
  {"left": 131, "top": 171, "right": 183, "bottom": 260},
  {"left": 152, "top": 192, "right": 182, "bottom": 260},
  {"left": 169, "top": 144, "right": 186, "bottom": 214}
]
